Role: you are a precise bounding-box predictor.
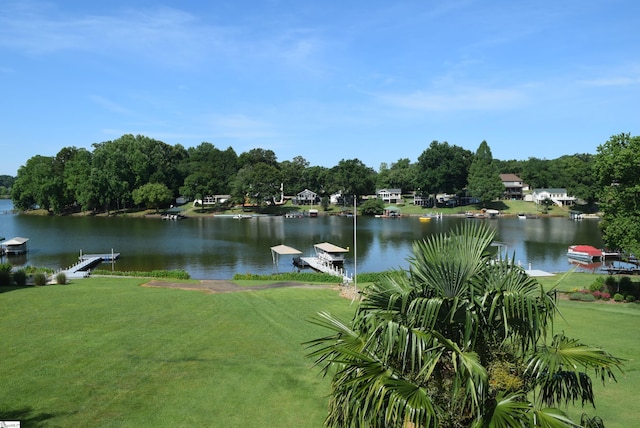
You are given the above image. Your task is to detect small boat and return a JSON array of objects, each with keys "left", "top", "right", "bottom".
[
  {"left": 233, "top": 214, "right": 253, "bottom": 219},
  {"left": 567, "top": 245, "right": 603, "bottom": 261},
  {"left": 517, "top": 213, "right": 527, "bottom": 219},
  {"left": 419, "top": 212, "right": 442, "bottom": 222}
]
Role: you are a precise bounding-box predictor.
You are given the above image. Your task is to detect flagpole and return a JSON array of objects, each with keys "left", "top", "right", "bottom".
[{"left": 353, "top": 195, "right": 357, "bottom": 291}]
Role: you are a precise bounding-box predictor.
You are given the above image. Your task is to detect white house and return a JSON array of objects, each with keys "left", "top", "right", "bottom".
[
  {"left": 329, "top": 191, "right": 342, "bottom": 205},
  {"left": 376, "top": 188, "right": 402, "bottom": 204},
  {"left": 296, "top": 189, "right": 318, "bottom": 205},
  {"left": 531, "top": 188, "right": 576, "bottom": 206}
]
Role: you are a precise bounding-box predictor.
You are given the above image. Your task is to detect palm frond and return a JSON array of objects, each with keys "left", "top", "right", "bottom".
[{"left": 526, "top": 333, "right": 624, "bottom": 407}]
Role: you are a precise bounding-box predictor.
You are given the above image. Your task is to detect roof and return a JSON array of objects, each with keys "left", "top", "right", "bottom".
[
  {"left": 3, "top": 237, "right": 28, "bottom": 246},
  {"left": 270, "top": 244, "right": 302, "bottom": 255},
  {"left": 377, "top": 188, "right": 402, "bottom": 193},
  {"left": 499, "top": 173, "right": 522, "bottom": 182},
  {"left": 314, "top": 242, "right": 349, "bottom": 253}
]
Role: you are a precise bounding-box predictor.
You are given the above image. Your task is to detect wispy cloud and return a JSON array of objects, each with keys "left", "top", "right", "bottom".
[
  {"left": 0, "top": 1, "right": 325, "bottom": 73},
  {"left": 579, "top": 76, "right": 640, "bottom": 87},
  {"left": 89, "top": 95, "right": 135, "bottom": 116},
  {"left": 206, "top": 114, "right": 279, "bottom": 140},
  {"left": 376, "top": 85, "right": 527, "bottom": 111}
]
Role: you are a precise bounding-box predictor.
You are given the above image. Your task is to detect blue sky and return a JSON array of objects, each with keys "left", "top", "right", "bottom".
[{"left": 1, "top": 0, "right": 638, "bottom": 176}]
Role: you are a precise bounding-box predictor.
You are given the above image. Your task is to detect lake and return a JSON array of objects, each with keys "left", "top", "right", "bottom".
[{"left": 0, "top": 199, "right": 608, "bottom": 279}]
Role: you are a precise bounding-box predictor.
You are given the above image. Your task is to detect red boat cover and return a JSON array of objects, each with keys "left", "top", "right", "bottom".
[{"left": 571, "top": 245, "right": 602, "bottom": 256}]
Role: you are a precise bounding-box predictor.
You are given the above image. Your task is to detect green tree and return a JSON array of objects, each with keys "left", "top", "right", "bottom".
[
  {"left": 132, "top": 182, "right": 173, "bottom": 212},
  {"left": 416, "top": 141, "right": 472, "bottom": 196},
  {"left": 594, "top": 133, "right": 640, "bottom": 255},
  {"left": 307, "top": 222, "right": 622, "bottom": 427},
  {"left": 360, "top": 198, "right": 385, "bottom": 216},
  {"left": 467, "top": 140, "right": 504, "bottom": 206},
  {"left": 330, "top": 158, "right": 376, "bottom": 199},
  {"left": 280, "top": 155, "right": 310, "bottom": 195},
  {"left": 557, "top": 154, "right": 598, "bottom": 206},
  {"left": 179, "top": 143, "right": 238, "bottom": 200},
  {"left": 11, "top": 155, "right": 57, "bottom": 211},
  {"left": 521, "top": 157, "right": 553, "bottom": 189},
  {"left": 231, "top": 162, "right": 282, "bottom": 206},
  {"left": 376, "top": 158, "right": 418, "bottom": 192}
]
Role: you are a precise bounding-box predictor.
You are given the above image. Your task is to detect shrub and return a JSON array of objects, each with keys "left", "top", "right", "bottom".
[
  {"left": 33, "top": 272, "right": 48, "bottom": 286},
  {"left": 0, "top": 262, "right": 12, "bottom": 286},
  {"left": 56, "top": 272, "right": 67, "bottom": 285},
  {"left": 617, "top": 275, "right": 634, "bottom": 296},
  {"left": 569, "top": 292, "right": 583, "bottom": 301},
  {"left": 613, "top": 293, "right": 625, "bottom": 302},
  {"left": 12, "top": 269, "right": 27, "bottom": 286},
  {"left": 589, "top": 276, "right": 605, "bottom": 292},
  {"left": 580, "top": 293, "right": 596, "bottom": 302},
  {"left": 600, "top": 292, "right": 611, "bottom": 300},
  {"left": 625, "top": 295, "right": 636, "bottom": 303}
]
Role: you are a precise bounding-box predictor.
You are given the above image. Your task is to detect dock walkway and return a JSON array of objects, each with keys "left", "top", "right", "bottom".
[
  {"left": 299, "top": 256, "right": 352, "bottom": 284},
  {"left": 59, "top": 253, "right": 120, "bottom": 279}
]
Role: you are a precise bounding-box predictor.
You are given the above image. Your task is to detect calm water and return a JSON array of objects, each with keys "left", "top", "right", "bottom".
[{"left": 0, "top": 199, "right": 607, "bottom": 279}]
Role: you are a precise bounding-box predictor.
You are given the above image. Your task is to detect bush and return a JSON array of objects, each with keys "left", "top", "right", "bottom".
[
  {"left": 580, "top": 293, "right": 596, "bottom": 302},
  {"left": 625, "top": 295, "right": 636, "bottom": 303},
  {"left": 33, "top": 272, "right": 48, "bottom": 286},
  {"left": 12, "top": 269, "right": 27, "bottom": 286},
  {"left": 0, "top": 262, "right": 12, "bottom": 286},
  {"left": 613, "top": 293, "right": 625, "bottom": 302},
  {"left": 56, "top": 272, "right": 67, "bottom": 285},
  {"left": 569, "top": 292, "right": 583, "bottom": 301},
  {"left": 589, "top": 276, "right": 605, "bottom": 292}
]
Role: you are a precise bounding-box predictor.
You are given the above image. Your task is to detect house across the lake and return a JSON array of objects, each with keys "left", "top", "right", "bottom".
[
  {"left": 295, "top": 189, "right": 319, "bottom": 205},
  {"left": 376, "top": 188, "right": 402, "bottom": 204},
  {"left": 500, "top": 174, "right": 524, "bottom": 200},
  {"left": 528, "top": 188, "right": 576, "bottom": 206}
]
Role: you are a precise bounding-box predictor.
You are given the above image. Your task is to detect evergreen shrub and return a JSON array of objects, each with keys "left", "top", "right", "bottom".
[
  {"left": 13, "top": 269, "right": 27, "bottom": 286},
  {"left": 56, "top": 272, "right": 67, "bottom": 285},
  {"left": 613, "top": 293, "right": 625, "bottom": 302},
  {"left": 33, "top": 272, "right": 48, "bottom": 286},
  {"left": 0, "top": 263, "right": 12, "bottom": 285}
]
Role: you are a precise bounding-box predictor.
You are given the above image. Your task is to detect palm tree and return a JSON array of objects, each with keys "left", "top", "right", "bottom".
[{"left": 306, "top": 221, "right": 622, "bottom": 427}]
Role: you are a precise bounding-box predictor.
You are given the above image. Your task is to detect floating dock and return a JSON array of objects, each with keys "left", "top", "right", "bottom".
[{"left": 59, "top": 251, "right": 120, "bottom": 278}]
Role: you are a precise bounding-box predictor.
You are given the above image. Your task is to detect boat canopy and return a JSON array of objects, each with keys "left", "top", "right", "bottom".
[
  {"left": 3, "top": 237, "right": 28, "bottom": 246},
  {"left": 314, "top": 242, "right": 349, "bottom": 253},
  {"left": 270, "top": 244, "right": 303, "bottom": 256},
  {"left": 270, "top": 244, "right": 303, "bottom": 272}
]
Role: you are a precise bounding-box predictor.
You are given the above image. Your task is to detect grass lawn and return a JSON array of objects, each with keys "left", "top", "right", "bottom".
[
  {"left": 1, "top": 277, "right": 637, "bottom": 427},
  {"left": 0, "top": 278, "right": 355, "bottom": 427}
]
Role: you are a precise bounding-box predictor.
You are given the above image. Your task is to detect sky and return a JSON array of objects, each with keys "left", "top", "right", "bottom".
[{"left": 1, "top": 0, "right": 639, "bottom": 176}]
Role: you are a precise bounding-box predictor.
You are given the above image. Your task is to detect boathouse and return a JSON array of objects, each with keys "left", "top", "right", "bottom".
[
  {"left": 3, "top": 237, "right": 29, "bottom": 254},
  {"left": 314, "top": 242, "right": 349, "bottom": 265}
]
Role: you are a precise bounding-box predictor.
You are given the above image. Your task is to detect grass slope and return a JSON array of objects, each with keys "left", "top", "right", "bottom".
[
  {"left": 1, "top": 277, "right": 637, "bottom": 427},
  {"left": 0, "top": 279, "right": 354, "bottom": 427}
]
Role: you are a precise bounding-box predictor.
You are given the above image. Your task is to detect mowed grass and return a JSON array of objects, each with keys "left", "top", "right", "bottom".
[
  {"left": 0, "top": 278, "right": 355, "bottom": 427},
  {"left": 1, "top": 276, "right": 638, "bottom": 427}
]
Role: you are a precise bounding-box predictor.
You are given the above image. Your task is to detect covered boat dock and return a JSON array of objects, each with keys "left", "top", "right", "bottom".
[
  {"left": 270, "top": 244, "right": 303, "bottom": 273},
  {"left": 3, "top": 237, "right": 29, "bottom": 254}
]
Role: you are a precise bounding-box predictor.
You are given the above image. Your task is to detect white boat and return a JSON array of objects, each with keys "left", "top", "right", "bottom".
[{"left": 233, "top": 214, "right": 253, "bottom": 219}]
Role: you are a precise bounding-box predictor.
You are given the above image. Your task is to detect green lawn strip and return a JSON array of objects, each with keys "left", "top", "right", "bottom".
[
  {"left": 536, "top": 271, "right": 606, "bottom": 293},
  {"left": 0, "top": 278, "right": 354, "bottom": 427},
  {"left": 554, "top": 299, "right": 640, "bottom": 428}
]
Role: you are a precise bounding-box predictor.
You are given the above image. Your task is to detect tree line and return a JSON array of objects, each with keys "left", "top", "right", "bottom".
[{"left": 11, "top": 133, "right": 603, "bottom": 215}]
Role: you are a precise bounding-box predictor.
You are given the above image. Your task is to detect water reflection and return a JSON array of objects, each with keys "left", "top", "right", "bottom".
[{"left": 0, "top": 198, "right": 609, "bottom": 279}]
